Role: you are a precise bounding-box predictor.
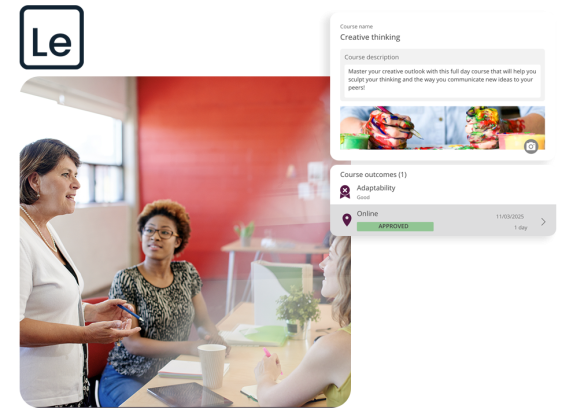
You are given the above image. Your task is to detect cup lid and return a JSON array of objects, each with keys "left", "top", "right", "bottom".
[{"left": 197, "top": 344, "right": 227, "bottom": 352}]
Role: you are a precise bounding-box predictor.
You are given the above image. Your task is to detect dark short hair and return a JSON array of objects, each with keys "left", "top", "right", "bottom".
[
  {"left": 20, "top": 139, "right": 81, "bottom": 205},
  {"left": 137, "top": 200, "right": 191, "bottom": 254}
]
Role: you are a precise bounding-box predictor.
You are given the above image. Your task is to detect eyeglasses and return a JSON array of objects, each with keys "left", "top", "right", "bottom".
[{"left": 142, "top": 227, "right": 180, "bottom": 240}]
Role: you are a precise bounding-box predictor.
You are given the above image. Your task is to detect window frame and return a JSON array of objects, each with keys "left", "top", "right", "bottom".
[{"left": 20, "top": 90, "right": 126, "bottom": 205}]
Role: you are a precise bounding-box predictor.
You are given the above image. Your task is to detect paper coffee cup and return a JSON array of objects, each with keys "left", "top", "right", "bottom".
[{"left": 197, "top": 344, "right": 226, "bottom": 389}]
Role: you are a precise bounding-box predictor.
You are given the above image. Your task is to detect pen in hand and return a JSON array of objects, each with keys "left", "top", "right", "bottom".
[
  {"left": 263, "top": 347, "right": 283, "bottom": 376},
  {"left": 117, "top": 304, "right": 144, "bottom": 346},
  {"left": 116, "top": 304, "right": 145, "bottom": 324}
]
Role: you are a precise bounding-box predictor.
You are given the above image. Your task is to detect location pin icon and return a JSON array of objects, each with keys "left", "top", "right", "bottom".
[{"left": 342, "top": 214, "right": 352, "bottom": 226}]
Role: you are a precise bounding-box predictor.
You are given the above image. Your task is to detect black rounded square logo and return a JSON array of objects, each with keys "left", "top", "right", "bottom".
[{"left": 20, "top": 5, "right": 84, "bottom": 69}]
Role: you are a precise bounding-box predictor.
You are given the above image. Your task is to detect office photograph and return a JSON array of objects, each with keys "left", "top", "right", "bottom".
[{"left": 18, "top": 77, "right": 351, "bottom": 407}]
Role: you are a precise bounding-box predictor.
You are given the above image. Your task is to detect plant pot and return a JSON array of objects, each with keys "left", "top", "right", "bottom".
[
  {"left": 286, "top": 319, "right": 309, "bottom": 340},
  {"left": 240, "top": 236, "right": 251, "bottom": 247}
]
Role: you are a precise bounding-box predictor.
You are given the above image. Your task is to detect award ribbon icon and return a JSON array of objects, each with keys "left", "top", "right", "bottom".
[{"left": 340, "top": 185, "right": 350, "bottom": 199}]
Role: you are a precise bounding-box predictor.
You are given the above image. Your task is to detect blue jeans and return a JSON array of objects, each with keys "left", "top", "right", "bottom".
[{"left": 98, "top": 364, "right": 147, "bottom": 407}]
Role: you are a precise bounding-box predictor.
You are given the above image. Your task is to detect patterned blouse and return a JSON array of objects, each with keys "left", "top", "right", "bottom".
[{"left": 107, "top": 261, "right": 202, "bottom": 380}]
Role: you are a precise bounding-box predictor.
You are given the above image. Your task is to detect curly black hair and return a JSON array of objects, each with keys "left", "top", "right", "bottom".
[{"left": 137, "top": 200, "right": 191, "bottom": 254}]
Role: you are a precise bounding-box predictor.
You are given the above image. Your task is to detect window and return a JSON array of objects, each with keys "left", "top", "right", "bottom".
[{"left": 18, "top": 93, "right": 124, "bottom": 203}]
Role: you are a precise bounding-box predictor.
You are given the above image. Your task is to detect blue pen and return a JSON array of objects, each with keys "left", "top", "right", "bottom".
[{"left": 117, "top": 304, "right": 145, "bottom": 324}]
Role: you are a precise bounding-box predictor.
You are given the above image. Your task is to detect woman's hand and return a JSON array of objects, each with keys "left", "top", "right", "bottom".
[
  {"left": 185, "top": 335, "right": 231, "bottom": 357},
  {"left": 185, "top": 340, "right": 206, "bottom": 356},
  {"left": 362, "top": 109, "right": 414, "bottom": 150},
  {"left": 84, "top": 299, "right": 136, "bottom": 323},
  {"left": 254, "top": 354, "right": 281, "bottom": 383},
  {"left": 202, "top": 333, "right": 231, "bottom": 356},
  {"left": 465, "top": 106, "right": 500, "bottom": 149},
  {"left": 83, "top": 319, "right": 141, "bottom": 344},
  {"left": 192, "top": 293, "right": 231, "bottom": 356}
]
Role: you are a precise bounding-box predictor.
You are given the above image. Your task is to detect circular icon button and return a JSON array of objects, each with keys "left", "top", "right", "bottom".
[
  {"left": 524, "top": 139, "right": 539, "bottom": 154},
  {"left": 340, "top": 185, "right": 350, "bottom": 199}
]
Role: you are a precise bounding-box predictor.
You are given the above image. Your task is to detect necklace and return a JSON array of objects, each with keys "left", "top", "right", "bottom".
[{"left": 20, "top": 205, "right": 58, "bottom": 253}]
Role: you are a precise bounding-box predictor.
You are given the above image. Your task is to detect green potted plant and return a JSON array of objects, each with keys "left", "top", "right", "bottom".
[
  {"left": 276, "top": 286, "right": 321, "bottom": 340},
  {"left": 234, "top": 221, "right": 254, "bottom": 247}
]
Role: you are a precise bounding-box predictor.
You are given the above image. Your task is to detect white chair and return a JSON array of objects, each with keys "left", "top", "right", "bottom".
[{"left": 252, "top": 261, "right": 313, "bottom": 326}]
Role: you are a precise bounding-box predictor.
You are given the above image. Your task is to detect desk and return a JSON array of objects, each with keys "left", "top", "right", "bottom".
[
  {"left": 221, "top": 239, "right": 329, "bottom": 315},
  {"left": 121, "top": 302, "right": 338, "bottom": 407}
]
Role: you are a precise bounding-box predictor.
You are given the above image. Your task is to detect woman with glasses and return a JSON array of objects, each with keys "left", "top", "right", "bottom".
[{"left": 98, "top": 199, "right": 230, "bottom": 407}]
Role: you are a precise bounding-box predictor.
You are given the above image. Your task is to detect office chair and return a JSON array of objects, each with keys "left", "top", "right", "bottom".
[{"left": 82, "top": 296, "right": 114, "bottom": 407}]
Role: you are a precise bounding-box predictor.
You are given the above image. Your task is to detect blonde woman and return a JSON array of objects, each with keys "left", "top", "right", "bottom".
[{"left": 254, "top": 236, "right": 351, "bottom": 407}]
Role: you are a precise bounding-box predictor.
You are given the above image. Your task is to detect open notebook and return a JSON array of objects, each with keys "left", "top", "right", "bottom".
[
  {"left": 241, "top": 383, "right": 325, "bottom": 404},
  {"left": 158, "top": 360, "right": 230, "bottom": 380},
  {"left": 219, "top": 324, "right": 288, "bottom": 347}
]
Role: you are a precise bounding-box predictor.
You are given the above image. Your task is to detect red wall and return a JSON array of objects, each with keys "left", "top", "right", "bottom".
[{"left": 137, "top": 77, "right": 331, "bottom": 280}]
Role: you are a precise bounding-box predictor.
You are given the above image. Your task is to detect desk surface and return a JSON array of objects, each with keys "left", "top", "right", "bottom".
[
  {"left": 121, "top": 302, "right": 338, "bottom": 407},
  {"left": 221, "top": 238, "right": 329, "bottom": 255}
]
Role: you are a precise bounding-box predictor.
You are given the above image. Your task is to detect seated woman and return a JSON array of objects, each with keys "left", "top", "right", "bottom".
[
  {"left": 254, "top": 236, "right": 351, "bottom": 407},
  {"left": 98, "top": 200, "right": 230, "bottom": 407}
]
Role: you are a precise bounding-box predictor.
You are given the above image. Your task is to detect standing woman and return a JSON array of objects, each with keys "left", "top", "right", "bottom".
[
  {"left": 99, "top": 200, "right": 230, "bottom": 407},
  {"left": 20, "top": 139, "right": 141, "bottom": 407}
]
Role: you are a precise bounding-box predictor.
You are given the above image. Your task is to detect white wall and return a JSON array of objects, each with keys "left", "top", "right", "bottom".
[
  {"left": 50, "top": 204, "right": 135, "bottom": 296},
  {"left": 123, "top": 77, "right": 140, "bottom": 268}
]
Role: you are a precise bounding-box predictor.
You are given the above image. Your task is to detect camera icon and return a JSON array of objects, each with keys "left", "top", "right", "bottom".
[{"left": 524, "top": 139, "right": 539, "bottom": 154}]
